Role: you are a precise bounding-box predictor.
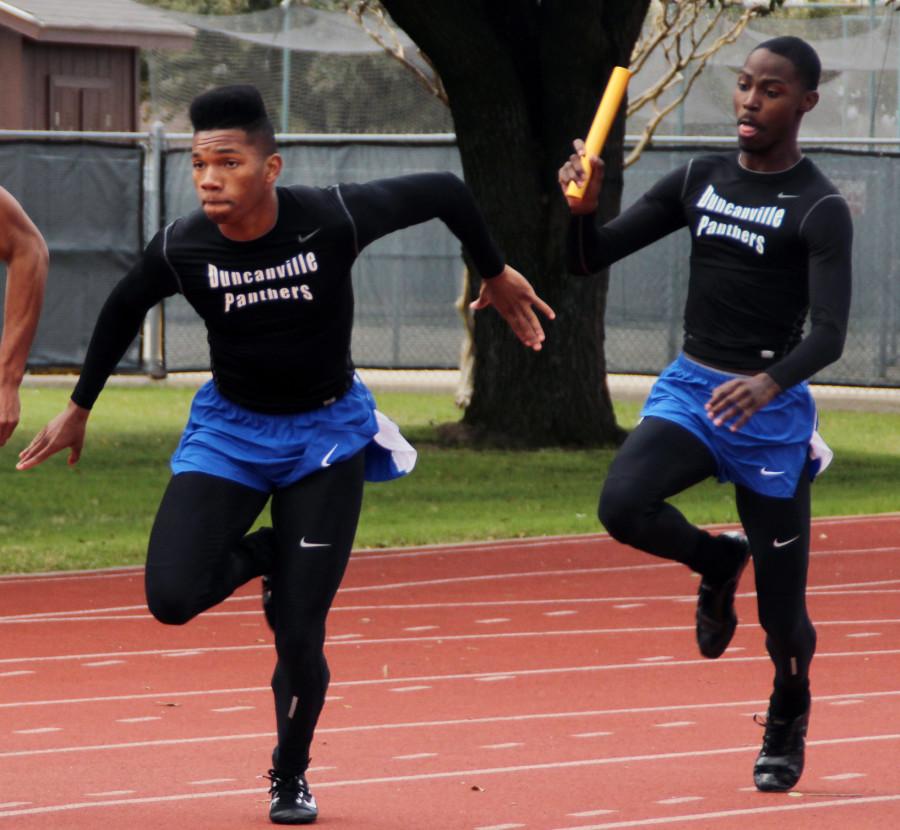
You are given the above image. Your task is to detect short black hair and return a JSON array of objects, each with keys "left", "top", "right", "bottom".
[
  {"left": 753, "top": 36, "right": 821, "bottom": 91},
  {"left": 189, "top": 84, "right": 277, "bottom": 155}
]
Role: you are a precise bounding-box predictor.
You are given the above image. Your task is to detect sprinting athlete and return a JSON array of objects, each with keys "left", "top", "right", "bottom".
[
  {"left": 559, "top": 37, "right": 851, "bottom": 792},
  {"left": 0, "top": 186, "right": 48, "bottom": 447},
  {"left": 18, "top": 85, "right": 554, "bottom": 825}
]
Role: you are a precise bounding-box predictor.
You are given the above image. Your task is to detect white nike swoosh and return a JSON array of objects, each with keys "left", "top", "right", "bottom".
[
  {"left": 777, "top": 193, "right": 799, "bottom": 199},
  {"left": 321, "top": 444, "right": 339, "bottom": 468},
  {"left": 297, "top": 228, "right": 320, "bottom": 244},
  {"left": 760, "top": 467, "right": 786, "bottom": 476},
  {"left": 299, "top": 537, "right": 331, "bottom": 549},
  {"left": 773, "top": 535, "right": 800, "bottom": 549}
]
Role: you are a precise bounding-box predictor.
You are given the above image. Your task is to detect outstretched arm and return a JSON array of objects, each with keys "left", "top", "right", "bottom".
[
  {"left": 0, "top": 187, "right": 49, "bottom": 446},
  {"left": 339, "top": 172, "right": 554, "bottom": 349}
]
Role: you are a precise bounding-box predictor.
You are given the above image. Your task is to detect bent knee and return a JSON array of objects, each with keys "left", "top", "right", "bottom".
[
  {"left": 598, "top": 481, "right": 644, "bottom": 543},
  {"left": 147, "top": 594, "right": 196, "bottom": 626}
]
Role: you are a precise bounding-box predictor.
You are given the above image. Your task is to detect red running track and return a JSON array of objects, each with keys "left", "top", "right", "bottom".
[{"left": 1, "top": 514, "right": 899, "bottom": 829}]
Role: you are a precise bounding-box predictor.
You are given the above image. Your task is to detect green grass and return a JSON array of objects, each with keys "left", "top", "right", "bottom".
[{"left": 1, "top": 385, "right": 898, "bottom": 574}]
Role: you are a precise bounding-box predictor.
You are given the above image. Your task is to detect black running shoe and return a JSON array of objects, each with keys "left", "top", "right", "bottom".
[
  {"left": 695, "top": 531, "right": 751, "bottom": 659},
  {"left": 266, "top": 769, "right": 318, "bottom": 825},
  {"left": 753, "top": 707, "right": 810, "bottom": 792}
]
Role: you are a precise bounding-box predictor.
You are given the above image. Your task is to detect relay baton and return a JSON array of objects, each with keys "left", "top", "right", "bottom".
[{"left": 566, "top": 66, "right": 632, "bottom": 199}]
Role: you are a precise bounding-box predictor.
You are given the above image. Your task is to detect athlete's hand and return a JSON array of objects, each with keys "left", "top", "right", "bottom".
[
  {"left": 16, "top": 400, "right": 90, "bottom": 470},
  {"left": 705, "top": 373, "right": 781, "bottom": 432},
  {"left": 470, "top": 265, "right": 555, "bottom": 351},
  {"left": 559, "top": 139, "right": 604, "bottom": 215},
  {"left": 0, "top": 382, "right": 22, "bottom": 447}
]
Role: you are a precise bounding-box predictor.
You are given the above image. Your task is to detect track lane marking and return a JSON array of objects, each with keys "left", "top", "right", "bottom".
[
  {"left": 2, "top": 736, "right": 900, "bottom": 820},
  {"left": 4, "top": 691, "right": 900, "bottom": 757}
]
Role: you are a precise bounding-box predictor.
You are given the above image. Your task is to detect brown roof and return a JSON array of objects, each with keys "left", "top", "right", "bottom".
[{"left": 0, "top": 0, "right": 195, "bottom": 50}]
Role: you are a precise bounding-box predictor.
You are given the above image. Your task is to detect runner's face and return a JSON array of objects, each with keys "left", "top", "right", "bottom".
[
  {"left": 733, "top": 49, "right": 818, "bottom": 157},
  {"left": 191, "top": 129, "right": 278, "bottom": 225}
]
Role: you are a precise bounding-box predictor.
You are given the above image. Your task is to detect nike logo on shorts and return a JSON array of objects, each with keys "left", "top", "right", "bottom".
[
  {"left": 321, "top": 444, "right": 339, "bottom": 467},
  {"left": 298, "top": 228, "right": 320, "bottom": 244},
  {"left": 299, "top": 537, "right": 331, "bottom": 549},
  {"left": 760, "top": 467, "right": 785, "bottom": 476},
  {"left": 772, "top": 535, "right": 800, "bottom": 548}
]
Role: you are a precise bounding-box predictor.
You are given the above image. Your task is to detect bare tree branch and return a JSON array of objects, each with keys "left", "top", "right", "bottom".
[{"left": 625, "top": 1, "right": 777, "bottom": 167}]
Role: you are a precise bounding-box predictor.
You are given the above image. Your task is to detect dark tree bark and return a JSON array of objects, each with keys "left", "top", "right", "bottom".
[{"left": 380, "top": 0, "right": 651, "bottom": 446}]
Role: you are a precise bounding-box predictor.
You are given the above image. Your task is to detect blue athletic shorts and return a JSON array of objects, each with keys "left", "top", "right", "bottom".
[
  {"left": 640, "top": 353, "right": 832, "bottom": 499},
  {"left": 170, "top": 377, "right": 417, "bottom": 493}
]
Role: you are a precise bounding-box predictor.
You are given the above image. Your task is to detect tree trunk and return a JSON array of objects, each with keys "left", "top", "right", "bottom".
[{"left": 381, "top": 0, "right": 651, "bottom": 446}]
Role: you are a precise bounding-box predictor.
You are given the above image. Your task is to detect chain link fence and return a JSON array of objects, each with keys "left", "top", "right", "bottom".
[{"left": 2, "top": 133, "right": 898, "bottom": 387}]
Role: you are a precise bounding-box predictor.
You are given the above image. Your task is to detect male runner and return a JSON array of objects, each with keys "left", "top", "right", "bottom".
[
  {"left": 0, "top": 186, "right": 49, "bottom": 447},
  {"left": 18, "top": 85, "right": 553, "bottom": 824},
  {"left": 559, "top": 37, "right": 851, "bottom": 792}
]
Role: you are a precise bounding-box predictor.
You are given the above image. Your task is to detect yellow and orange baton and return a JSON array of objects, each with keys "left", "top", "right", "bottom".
[{"left": 566, "top": 66, "right": 633, "bottom": 199}]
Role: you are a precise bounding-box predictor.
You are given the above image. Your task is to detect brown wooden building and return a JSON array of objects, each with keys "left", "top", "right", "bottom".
[{"left": 0, "top": 0, "right": 194, "bottom": 131}]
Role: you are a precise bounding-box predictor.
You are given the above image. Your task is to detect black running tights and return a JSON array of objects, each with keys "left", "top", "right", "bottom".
[
  {"left": 599, "top": 416, "right": 816, "bottom": 715},
  {"left": 144, "top": 453, "right": 366, "bottom": 775}
]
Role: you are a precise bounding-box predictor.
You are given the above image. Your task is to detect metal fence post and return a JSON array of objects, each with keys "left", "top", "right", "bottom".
[{"left": 143, "top": 121, "right": 167, "bottom": 379}]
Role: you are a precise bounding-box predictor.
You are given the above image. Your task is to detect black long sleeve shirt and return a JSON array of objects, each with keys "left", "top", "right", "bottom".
[
  {"left": 568, "top": 153, "right": 853, "bottom": 390},
  {"left": 72, "top": 172, "right": 504, "bottom": 413}
]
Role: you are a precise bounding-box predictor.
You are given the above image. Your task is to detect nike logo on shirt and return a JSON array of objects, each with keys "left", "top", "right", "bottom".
[
  {"left": 777, "top": 193, "right": 799, "bottom": 199},
  {"left": 297, "top": 228, "right": 321, "bottom": 244}
]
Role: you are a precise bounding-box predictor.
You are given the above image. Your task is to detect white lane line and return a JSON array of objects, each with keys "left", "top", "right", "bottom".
[
  {"left": 569, "top": 810, "right": 617, "bottom": 818},
  {"left": 13, "top": 727, "right": 61, "bottom": 734},
  {"left": 81, "top": 660, "right": 125, "bottom": 668},
  {"left": 573, "top": 732, "right": 613, "bottom": 739},
  {"left": 188, "top": 778, "right": 236, "bottom": 786},
  {"left": 8, "top": 588, "right": 900, "bottom": 622},
  {"left": 475, "top": 618, "right": 511, "bottom": 624},
  {"left": 336, "top": 563, "right": 678, "bottom": 595},
  {"left": 0, "top": 516, "right": 893, "bottom": 587},
  {"left": 7, "top": 665, "right": 900, "bottom": 715},
  {"left": 821, "top": 772, "right": 866, "bottom": 781},
  {"left": 389, "top": 686, "right": 431, "bottom": 693},
  {"left": 9, "top": 616, "right": 900, "bottom": 663},
  {"left": 392, "top": 753, "right": 437, "bottom": 761},
  {"left": 84, "top": 791, "right": 135, "bottom": 798},
  {"left": 481, "top": 743, "right": 523, "bottom": 750},
  {"left": 613, "top": 604, "right": 645, "bottom": 610},
  {"left": 544, "top": 610, "right": 577, "bottom": 617},
  {"left": 656, "top": 796, "right": 703, "bottom": 805},
  {"left": 404, "top": 625, "right": 438, "bottom": 632},
  {"left": 211, "top": 706, "right": 255, "bottom": 713},
  {"left": 116, "top": 717, "right": 161, "bottom": 724},
  {"left": 476, "top": 676, "right": 516, "bottom": 683},
  {"left": 0, "top": 804, "right": 30, "bottom": 809},
  {"left": 654, "top": 722, "right": 695, "bottom": 729},
  {"left": 547, "top": 793, "right": 900, "bottom": 829},
  {"left": 846, "top": 632, "right": 881, "bottom": 638},
  {"left": 2, "top": 755, "right": 900, "bottom": 821},
  {"left": 0, "top": 671, "right": 34, "bottom": 677},
  {"left": 328, "top": 634, "right": 363, "bottom": 640}
]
